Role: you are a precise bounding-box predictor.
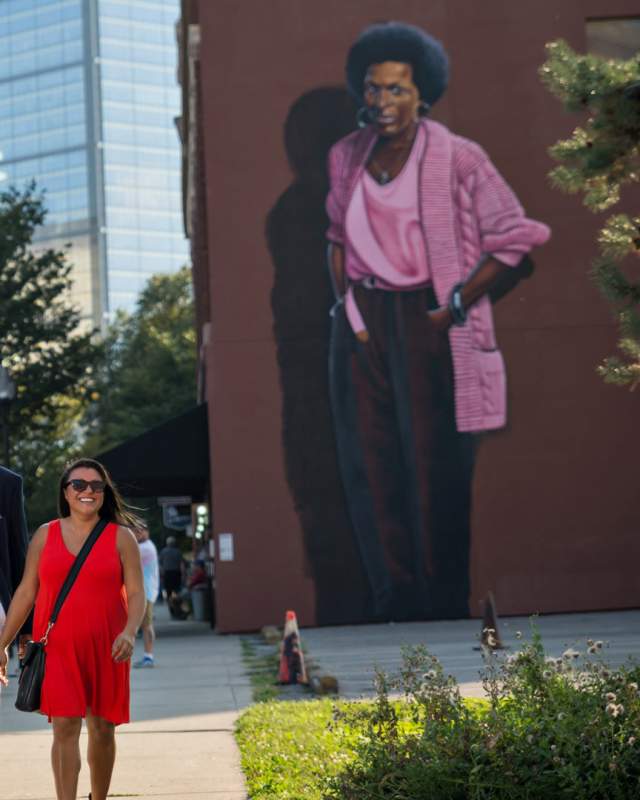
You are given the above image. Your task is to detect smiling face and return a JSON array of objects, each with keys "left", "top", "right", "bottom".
[
  {"left": 363, "top": 61, "right": 421, "bottom": 139},
  {"left": 63, "top": 466, "right": 105, "bottom": 517}
]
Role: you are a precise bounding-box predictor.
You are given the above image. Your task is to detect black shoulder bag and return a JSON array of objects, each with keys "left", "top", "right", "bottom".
[{"left": 15, "top": 518, "right": 108, "bottom": 713}]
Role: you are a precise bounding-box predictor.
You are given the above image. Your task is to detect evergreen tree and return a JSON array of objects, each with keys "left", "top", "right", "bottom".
[
  {"left": 540, "top": 40, "right": 640, "bottom": 388},
  {"left": 84, "top": 265, "right": 197, "bottom": 454},
  {"left": 540, "top": 40, "right": 640, "bottom": 387},
  {"left": 0, "top": 184, "right": 100, "bottom": 524}
]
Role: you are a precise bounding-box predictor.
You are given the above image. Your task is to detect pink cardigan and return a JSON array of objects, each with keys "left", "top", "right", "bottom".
[{"left": 326, "top": 119, "right": 551, "bottom": 433}]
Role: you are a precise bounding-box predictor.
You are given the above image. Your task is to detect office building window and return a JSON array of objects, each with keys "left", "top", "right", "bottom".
[{"left": 586, "top": 18, "right": 640, "bottom": 59}]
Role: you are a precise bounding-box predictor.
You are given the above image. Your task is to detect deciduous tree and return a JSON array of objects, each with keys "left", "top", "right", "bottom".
[
  {"left": 0, "top": 183, "right": 99, "bottom": 524},
  {"left": 85, "top": 265, "right": 197, "bottom": 454}
]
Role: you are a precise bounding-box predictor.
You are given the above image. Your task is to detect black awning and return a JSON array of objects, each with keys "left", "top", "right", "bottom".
[{"left": 97, "top": 404, "right": 209, "bottom": 500}]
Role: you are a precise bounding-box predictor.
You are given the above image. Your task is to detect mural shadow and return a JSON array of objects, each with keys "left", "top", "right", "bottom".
[{"left": 267, "top": 87, "right": 369, "bottom": 625}]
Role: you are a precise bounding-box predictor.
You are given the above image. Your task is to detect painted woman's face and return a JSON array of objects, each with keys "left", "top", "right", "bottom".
[{"left": 363, "top": 61, "right": 421, "bottom": 138}]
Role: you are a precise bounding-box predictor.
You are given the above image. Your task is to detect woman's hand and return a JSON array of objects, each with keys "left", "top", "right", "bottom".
[
  {"left": 0, "top": 646, "right": 9, "bottom": 686},
  {"left": 112, "top": 631, "right": 135, "bottom": 662},
  {"left": 427, "top": 306, "right": 452, "bottom": 332}
]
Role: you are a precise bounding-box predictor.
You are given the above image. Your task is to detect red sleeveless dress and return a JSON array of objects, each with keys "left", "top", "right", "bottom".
[{"left": 32, "top": 520, "right": 130, "bottom": 724}]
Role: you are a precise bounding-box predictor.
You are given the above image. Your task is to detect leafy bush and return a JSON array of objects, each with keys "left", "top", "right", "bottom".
[{"left": 326, "top": 630, "right": 640, "bottom": 799}]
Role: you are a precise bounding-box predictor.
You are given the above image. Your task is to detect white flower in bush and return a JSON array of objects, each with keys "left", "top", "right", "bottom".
[{"left": 605, "top": 702, "right": 625, "bottom": 718}]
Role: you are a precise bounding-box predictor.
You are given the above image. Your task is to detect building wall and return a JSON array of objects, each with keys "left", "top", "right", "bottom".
[{"left": 193, "top": 0, "right": 640, "bottom": 631}]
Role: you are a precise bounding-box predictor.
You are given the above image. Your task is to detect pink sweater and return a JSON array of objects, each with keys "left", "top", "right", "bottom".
[
  {"left": 349, "top": 123, "right": 430, "bottom": 290},
  {"left": 326, "top": 119, "right": 551, "bottom": 433}
]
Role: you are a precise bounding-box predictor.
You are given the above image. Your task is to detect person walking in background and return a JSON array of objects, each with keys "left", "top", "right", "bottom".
[
  {"left": 0, "top": 458, "right": 145, "bottom": 800},
  {"left": 158, "top": 535, "right": 183, "bottom": 600},
  {"left": 133, "top": 525, "right": 159, "bottom": 669},
  {"left": 0, "top": 465, "right": 31, "bottom": 685}
]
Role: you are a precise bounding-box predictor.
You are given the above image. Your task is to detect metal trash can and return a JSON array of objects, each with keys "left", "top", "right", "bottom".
[{"left": 190, "top": 586, "right": 211, "bottom": 621}]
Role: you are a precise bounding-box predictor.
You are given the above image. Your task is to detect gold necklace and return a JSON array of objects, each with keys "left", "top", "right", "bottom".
[
  {"left": 370, "top": 158, "right": 392, "bottom": 184},
  {"left": 370, "top": 126, "right": 417, "bottom": 185}
]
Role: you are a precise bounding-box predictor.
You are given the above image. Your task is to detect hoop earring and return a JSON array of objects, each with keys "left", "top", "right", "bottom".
[
  {"left": 417, "top": 100, "right": 431, "bottom": 117},
  {"left": 356, "top": 106, "right": 371, "bottom": 128}
]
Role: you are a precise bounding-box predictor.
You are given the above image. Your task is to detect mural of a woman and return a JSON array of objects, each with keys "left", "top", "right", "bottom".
[{"left": 327, "top": 22, "right": 551, "bottom": 622}]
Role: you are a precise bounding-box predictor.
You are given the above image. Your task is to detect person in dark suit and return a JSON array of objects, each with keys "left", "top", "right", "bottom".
[{"left": 0, "top": 465, "right": 31, "bottom": 662}]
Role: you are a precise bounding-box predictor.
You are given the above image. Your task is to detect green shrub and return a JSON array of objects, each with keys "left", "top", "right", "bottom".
[
  {"left": 235, "top": 629, "right": 640, "bottom": 799},
  {"left": 326, "top": 631, "right": 640, "bottom": 799}
]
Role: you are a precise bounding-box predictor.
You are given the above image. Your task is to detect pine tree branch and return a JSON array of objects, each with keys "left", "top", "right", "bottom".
[{"left": 541, "top": 40, "right": 640, "bottom": 387}]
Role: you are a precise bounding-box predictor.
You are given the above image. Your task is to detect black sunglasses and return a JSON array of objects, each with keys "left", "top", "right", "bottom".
[{"left": 65, "top": 479, "right": 106, "bottom": 493}]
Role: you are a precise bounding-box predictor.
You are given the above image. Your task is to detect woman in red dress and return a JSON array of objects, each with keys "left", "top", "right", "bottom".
[{"left": 0, "top": 458, "right": 145, "bottom": 800}]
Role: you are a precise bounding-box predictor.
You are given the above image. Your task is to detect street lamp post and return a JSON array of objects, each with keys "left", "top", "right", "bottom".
[{"left": 0, "top": 366, "right": 16, "bottom": 468}]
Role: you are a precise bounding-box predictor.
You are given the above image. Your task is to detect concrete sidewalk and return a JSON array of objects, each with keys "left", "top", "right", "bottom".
[
  {"left": 302, "top": 609, "right": 640, "bottom": 698},
  {"left": 0, "top": 602, "right": 251, "bottom": 800}
]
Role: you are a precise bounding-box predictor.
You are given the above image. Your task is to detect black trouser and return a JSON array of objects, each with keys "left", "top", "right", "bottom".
[
  {"left": 329, "top": 286, "right": 475, "bottom": 621},
  {"left": 163, "top": 570, "right": 182, "bottom": 595}
]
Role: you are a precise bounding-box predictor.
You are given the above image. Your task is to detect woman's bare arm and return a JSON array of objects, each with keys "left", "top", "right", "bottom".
[
  {"left": 428, "top": 256, "right": 510, "bottom": 330},
  {"left": 0, "top": 526, "right": 47, "bottom": 684},
  {"left": 112, "top": 526, "right": 146, "bottom": 662},
  {"left": 460, "top": 256, "right": 510, "bottom": 308},
  {"left": 328, "top": 242, "right": 371, "bottom": 342},
  {"left": 327, "top": 242, "right": 346, "bottom": 298},
  {"left": 0, "top": 526, "right": 46, "bottom": 650}
]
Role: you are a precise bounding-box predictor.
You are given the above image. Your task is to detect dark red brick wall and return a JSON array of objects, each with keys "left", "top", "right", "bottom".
[{"left": 193, "top": 0, "right": 640, "bottom": 631}]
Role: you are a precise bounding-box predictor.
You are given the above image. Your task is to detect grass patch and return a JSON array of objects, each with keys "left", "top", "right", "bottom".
[
  {"left": 235, "top": 699, "right": 358, "bottom": 800},
  {"left": 235, "top": 696, "right": 487, "bottom": 799},
  {"left": 241, "top": 637, "right": 280, "bottom": 703}
]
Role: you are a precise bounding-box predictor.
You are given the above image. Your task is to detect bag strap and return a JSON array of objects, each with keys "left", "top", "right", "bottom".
[{"left": 40, "top": 518, "right": 109, "bottom": 643}]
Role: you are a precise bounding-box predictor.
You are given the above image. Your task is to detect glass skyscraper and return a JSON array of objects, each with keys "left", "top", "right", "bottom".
[{"left": 0, "top": 0, "right": 188, "bottom": 327}]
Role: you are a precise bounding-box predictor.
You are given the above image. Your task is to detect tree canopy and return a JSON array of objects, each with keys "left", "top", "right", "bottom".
[
  {"left": 0, "top": 184, "right": 99, "bottom": 521},
  {"left": 540, "top": 40, "right": 640, "bottom": 387},
  {"left": 0, "top": 184, "right": 197, "bottom": 527},
  {"left": 84, "top": 265, "right": 197, "bottom": 455}
]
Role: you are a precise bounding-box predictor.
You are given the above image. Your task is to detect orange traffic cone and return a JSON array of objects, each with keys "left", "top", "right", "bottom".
[{"left": 278, "top": 610, "right": 308, "bottom": 685}]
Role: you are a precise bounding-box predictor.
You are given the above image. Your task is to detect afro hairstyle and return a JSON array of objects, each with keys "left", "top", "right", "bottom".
[{"left": 346, "top": 21, "right": 449, "bottom": 108}]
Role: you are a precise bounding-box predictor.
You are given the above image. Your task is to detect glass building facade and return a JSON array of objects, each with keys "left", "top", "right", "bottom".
[
  {"left": 586, "top": 17, "right": 640, "bottom": 59},
  {"left": 0, "top": 0, "right": 188, "bottom": 326}
]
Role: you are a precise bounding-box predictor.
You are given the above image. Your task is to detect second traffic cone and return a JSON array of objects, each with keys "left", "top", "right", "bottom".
[
  {"left": 479, "top": 591, "right": 504, "bottom": 650},
  {"left": 278, "top": 610, "right": 308, "bottom": 685}
]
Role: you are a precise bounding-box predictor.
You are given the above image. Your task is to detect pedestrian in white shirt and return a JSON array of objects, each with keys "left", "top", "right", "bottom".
[{"left": 133, "top": 525, "right": 159, "bottom": 668}]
